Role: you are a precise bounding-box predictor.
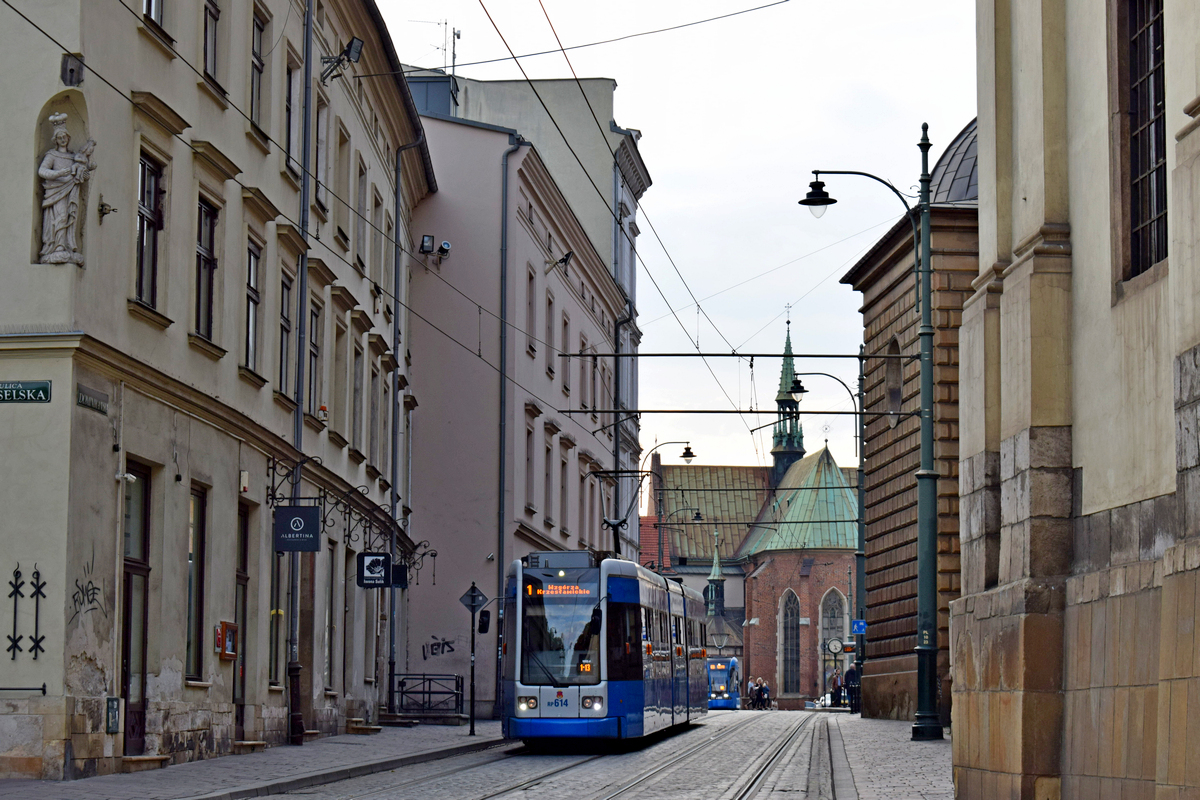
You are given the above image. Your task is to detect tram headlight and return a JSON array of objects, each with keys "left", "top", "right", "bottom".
[
  {"left": 710, "top": 693, "right": 716, "bottom": 698},
  {"left": 722, "top": 693, "right": 729, "bottom": 698},
  {"left": 517, "top": 696, "right": 537, "bottom": 711},
  {"left": 582, "top": 696, "right": 603, "bottom": 711}
]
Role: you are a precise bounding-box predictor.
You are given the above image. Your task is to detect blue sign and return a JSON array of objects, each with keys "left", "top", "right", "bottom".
[{"left": 851, "top": 619, "right": 867, "bottom": 635}]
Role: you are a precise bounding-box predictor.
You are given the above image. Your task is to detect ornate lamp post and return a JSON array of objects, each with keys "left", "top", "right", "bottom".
[{"left": 799, "top": 123, "right": 942, "bottom": 740}]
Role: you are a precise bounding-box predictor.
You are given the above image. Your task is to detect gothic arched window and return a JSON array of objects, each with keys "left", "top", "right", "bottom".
[
  {"left": 822, "top": 591, "right": 845, "bottom": 643},
  {"left": 782, "top": 592, "right": 801, "bottom": 694}
]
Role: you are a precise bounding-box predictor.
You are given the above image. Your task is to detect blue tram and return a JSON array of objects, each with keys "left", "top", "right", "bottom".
[
  {"left": 706, "top": 656, "right": 740, "bottom": 709},
  {"left": 501, "top": 551, "right": 708, "bottom": 740}
]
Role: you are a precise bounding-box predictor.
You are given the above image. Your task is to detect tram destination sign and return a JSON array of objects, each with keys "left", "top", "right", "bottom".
[
  {"left": 0, "top": 381, "right": 51, "bottom": 403},
  {"left": 273, "top": 505, "right": 321, "bottom": 552}
]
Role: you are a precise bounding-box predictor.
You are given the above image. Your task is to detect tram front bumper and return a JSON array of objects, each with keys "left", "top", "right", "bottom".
[{"left": 506, "top": 716, "right": 621, "bottom": 738}]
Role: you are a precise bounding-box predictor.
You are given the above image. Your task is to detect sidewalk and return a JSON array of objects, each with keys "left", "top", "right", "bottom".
[
  {"left": 830, "top": 716, "right": 953, "bottom": 800},
  {"left": 0, "top": 722, "right": 505, "bottom": 800}
]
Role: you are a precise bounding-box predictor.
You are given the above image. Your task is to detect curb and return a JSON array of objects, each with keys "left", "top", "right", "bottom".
[
  {"left": 190, "top": 736, "right": 511, "bottom": 800},
  {"left": 828, "top": 717, "right": 858, "bottom": 800}
]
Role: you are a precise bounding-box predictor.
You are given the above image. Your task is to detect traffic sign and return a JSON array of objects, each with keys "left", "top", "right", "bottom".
[
  {"left": 459, "top": 584, "right": 488, "bottom": 614},
  {"left": 851, "top": 619, "right": 867, "bottom": 635}
]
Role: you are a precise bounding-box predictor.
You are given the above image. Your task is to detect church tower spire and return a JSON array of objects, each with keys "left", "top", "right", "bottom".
[{"left": 770, "top": 316, "right": 805, "bottom": 486}]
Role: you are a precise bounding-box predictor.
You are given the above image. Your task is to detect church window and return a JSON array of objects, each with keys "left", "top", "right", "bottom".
[
  {"left": 782, "top": 591, "right": 801, "bottom": 694},
  {"left": 1127, "top": 0, "right": 1166, "bottom": 277},
  {"left": 822, "top": 591, "right": 845, "bottom": 643}
]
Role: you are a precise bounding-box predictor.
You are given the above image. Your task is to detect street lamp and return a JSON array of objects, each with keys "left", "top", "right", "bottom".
[
  {"left": 654, "top": 507, "right": 703, "bottom": 573},
  {"left": 800, "top": 123, "right": 941, "bottom": 740}
]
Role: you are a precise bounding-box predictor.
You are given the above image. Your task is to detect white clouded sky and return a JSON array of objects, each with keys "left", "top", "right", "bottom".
[{"left": 381, "top": 0, "right": 976, "bottom": 480}]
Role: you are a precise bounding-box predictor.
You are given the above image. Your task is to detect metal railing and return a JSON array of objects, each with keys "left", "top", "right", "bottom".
[{"left": 393, "top": 674, "right": 463, "bottom": 716}]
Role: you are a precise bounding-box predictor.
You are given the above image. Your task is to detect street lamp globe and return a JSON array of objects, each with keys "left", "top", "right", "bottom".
[
  {"left": 789, "top": 378, "right": 808, "bottom": 404},
  {"left": 798, "top": 177, "right": 836, "bottom": 218},
  {"left": 692, "top": 510, "right": 703, "bottom": 522},
  {"left": 681, "top": 444, "right": 696, "bottom": 464}
]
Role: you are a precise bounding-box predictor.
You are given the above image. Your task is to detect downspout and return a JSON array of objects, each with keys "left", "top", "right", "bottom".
[
  {"left": 612, "top": 296, "right": 633, "bottom": 557},
  {"left": 388, "top": 129, "right": 424, "bottom": 715},
  {"left": 497, "top": 135, "right": 528, "bottom": 596}
]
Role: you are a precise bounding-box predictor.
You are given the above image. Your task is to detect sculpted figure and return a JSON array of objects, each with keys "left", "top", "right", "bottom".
[{"left": 38, "top": 112, "right": 95, "bottom": 265}]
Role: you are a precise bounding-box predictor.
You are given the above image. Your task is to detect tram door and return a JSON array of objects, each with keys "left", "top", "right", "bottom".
[{"left": 672, "top": 614, "right": 686, "bottom": 721}]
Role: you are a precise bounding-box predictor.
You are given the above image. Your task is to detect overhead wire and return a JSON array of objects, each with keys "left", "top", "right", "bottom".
[
  {"left": 1, "top": 0, "right": 612, "bottom": 454},
  {"left": 524, "top": 0, "right": 764, "bottom": 462}
]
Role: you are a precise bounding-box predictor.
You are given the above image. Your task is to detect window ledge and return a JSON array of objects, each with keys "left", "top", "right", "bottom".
[
  {"left": 544, "top": 517, "right": 556, "bottom": 530},
  {"left": 312, "top": 198, "right": 328, "bottom": 224},
  {"left": 238, "top": 365, "right": 268, "bottom": 389},
  {"left": 1114, "top": 257, "right": 1168, "bottom": 306},
  {"left": 127, "top": 299, "right": 173, "bottom": 330},
  {"left": 562, "top": 384, "right": 570, "bottom": 397},
  {"left": 334, "top": 227, "right": 350, "bottom": 251},
  {"left": 377, "top": 476, "right": 390, "bottom": 493},
  {"left": 137, "top": 16, "right": 176, "bottom": 60},
  {"left": 365, "top": 464, "right": 381, "bottom": 481},
  {"left": 348, "top": 447, "right": 366, "bottom": 465},
  {"left": 188, "top": 333, "right": 227, "bottom": 361},
  {"left": 281, "top": 164, "right": 301, "bottom": 193},
  {"left": 303, "top": 412, "right": 326, "bottom": 432},
  {"left": 527, "top": 343, "right": 537, "bottom": 358},
  {"left": 274, "top": 390, "right": 298, "bottom": 413},
  {"left": 328, "top": 429, "right": 349, "bottom": 449},
  {"left": 197, "top": 75, "right": 229, "bottom": 110},
  {"left": 185, "top": 679, "right": 212, "bottom": 689},
  {"left": 560, "top": 527, "right": 571, "bottom": 538},
  {"left": 246, "top": 123, "right": 271, "bottom": 155},
  {"left": 323, "top": 689, "right": 338, "bottom": 698},
  {"left": 268, "top": 683, "right": 285, "bottom": 693},
  {"left": 525, "top": 503, "right": 539, "bottom": 516},
  {"left": 546, "top": 365, "right": 555, "bottom": 379}
]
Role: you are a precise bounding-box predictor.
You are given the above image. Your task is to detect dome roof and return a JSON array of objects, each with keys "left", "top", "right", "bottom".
[{"left": 929, "top": 118, "right": 978, "bottom": 204}]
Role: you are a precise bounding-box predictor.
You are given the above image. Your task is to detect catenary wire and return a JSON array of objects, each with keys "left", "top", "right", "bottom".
[
  {"left": 2, "top": 0, "right": 621, "bottom": 459},
  {"left": 514, "top": 0, "right": 763, "bottom": 461}
]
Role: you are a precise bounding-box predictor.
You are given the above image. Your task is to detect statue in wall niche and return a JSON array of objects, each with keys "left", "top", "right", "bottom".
[{"left": 38, "top": 112, "right": 95, "bottom": 265}]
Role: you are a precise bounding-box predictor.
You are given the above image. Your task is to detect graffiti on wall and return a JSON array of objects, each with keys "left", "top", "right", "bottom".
[
  {"left": 69, "top": 551, "right": 106, "bottom": 624},
  {"left": 422, "top": 635, "right": 455, "bottom": 661}
]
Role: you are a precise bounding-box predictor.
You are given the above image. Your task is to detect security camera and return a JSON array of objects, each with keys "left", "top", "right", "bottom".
[
  {"left": 116, "top": 472, "right": 138, "bottom": 482},
  {"left": 436, "top": 241, "right": 451, "bottom": 257}
]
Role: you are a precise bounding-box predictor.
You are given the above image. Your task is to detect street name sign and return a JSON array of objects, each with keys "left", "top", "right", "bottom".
[
  {"left": 273, "top": 506, "right": 321, "bottom": 552},
  {"left": 459, "top": 584, "right": 488, "bottom": 614},
  {"left": 0, "top": 381, "right": 51, "bottom": 403},
  {"left": 356, "top": 552, "right": 391, "bottom": 588}
]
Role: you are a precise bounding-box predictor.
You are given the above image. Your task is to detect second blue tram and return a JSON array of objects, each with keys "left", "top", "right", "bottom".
[
  {"left": 706, "top": 656, "right": 740, "bottom": 709},
  {"left": 500, "top": 551, "right": 708, "bottom": 740}
]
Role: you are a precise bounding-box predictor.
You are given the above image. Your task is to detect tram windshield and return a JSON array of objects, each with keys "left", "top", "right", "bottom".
[{"left": 521, "top": 568, "right": 601, "bottom": 686}]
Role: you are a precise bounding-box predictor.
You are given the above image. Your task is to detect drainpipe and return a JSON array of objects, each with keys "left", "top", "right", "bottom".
[
  {"left": 612, "top": 297, "right": 633, "bottom": 556},
  {"left": 287, "top": 0, "right": 315, "bottom": 747},
  {"left": 497, "top": 135, "right": 528, "bottom": 719},
  {"left": 388, "top": 129, "right": 424, "bottom": 715}
]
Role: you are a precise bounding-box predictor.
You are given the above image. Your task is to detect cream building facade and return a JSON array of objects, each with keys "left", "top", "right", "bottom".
[
  {"left": 954, "top": 0, "right": 1200, "bottom": 797},
  {"left": 0, "top": 0, "right": 433, "bottom": 779}
]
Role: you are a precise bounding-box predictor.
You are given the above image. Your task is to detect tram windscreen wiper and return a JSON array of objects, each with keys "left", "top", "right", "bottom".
[{"left": 527, "top": 651, "right": 565, "bottom": 688}]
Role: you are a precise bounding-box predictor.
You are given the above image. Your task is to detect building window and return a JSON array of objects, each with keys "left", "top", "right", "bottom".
[
  {"left": 136, "top": 155, "right": 163, "bottom": 308},
  {"left": 186, "top": 487, "right": 207, "bottom": 680},
  {"left": 559, "top": 450, "right": 569, "bottom": 528},
  {"left": 279, "top": 274, "right": 292, "bottom": 390},
  {"left": 143, "top": 0, "right": 163, "bottom": 26},
  {"left": 561, "top": 315, "right": 571, "bottom": 392},
  {"left": 590, "top": 356, "right": 599, "bottom": 417},
  {"left": 1128, "top": 0, "right": 1167, "bottom": 276},
  {"left": 588, "top": 480, "right": 597, "bottom": 546},
  {"left": 579, "top": 471, "right": 588, "bottom": 545},
  {"left": 307, "top": 305, "right": 321, "bottom": 414},
  {"left": 335, "top": 127, "right": 350, "bottom": 239},
  {"left": 369, "top": 365, "right": 380, "bottom": 465},
  {"left": 578, "top": 337, "right": 589, "bottom": 407},
  {"left": 544, "top": 437, "right": 554, "bottom": 521},
  {"left": 371, "top": 194, "right": 383, "bottom": 284},
  {"left": 245, "top": 243, "right": 260, "bottom": 370},
  {"left": 525, "top": 424, "right": 536, "bottom": 509},
  {"left": 285, "top": 65, "right": 299, "bottom": 173},
  {"left": 381, "top": 380, "right": 390, "bottom": 476},
  {"left": 202, "top": 0, "right": 219, "bottom": 80},
  {"left": 545, "top": 293, "right": 555, "bottom": 374},
  {"left": 782, "top": 592, "right": 801, "bottom": 694},
  {"left": 355, "top": 163, "right": 367, "bottom": 271},
  {"left": 195, "top": 200, "right": 218, "bottom": 340},
  {"left": 250, "top": 15, "right": 265, "bottom": 126},
  {"left": 822, "top": 591, "right": 845, "bottom": 645},
  {"left": 315, "top": 102, "right": 329, "bottom": 209},
  {"left": 383, "top": 214, "right": 394, "bottom": 294},
  {"left": 526, "top": 269, "right": 537, "bottom": 354},
  {"left": 324, "top": 544, "right": 336, "bottom": 689},
  {"left": 333, "top": 325, "right": 348, "bottom": 434},
  {"left": 352, "top": 345, "right": 364, "bottom": 449}
]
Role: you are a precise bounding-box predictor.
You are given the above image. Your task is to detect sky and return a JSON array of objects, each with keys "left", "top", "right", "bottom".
[{"left": 380, "top": 0, "right": 977, "bottom": 485}]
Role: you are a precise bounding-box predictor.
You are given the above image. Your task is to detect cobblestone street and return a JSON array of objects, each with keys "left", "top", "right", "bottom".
[{"left": 834, "top": 716, "right": 953, "bottom": 800}]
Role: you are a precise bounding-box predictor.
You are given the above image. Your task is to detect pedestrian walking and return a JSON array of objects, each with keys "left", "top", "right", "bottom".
[
  {"left": 832, "top": 668, "right": 843, "bottom": 707},
  {"left": 845, "top": 665, "right": 860, "bottom": 713},
  {"left": 761, "top": 680, "right": 770, "bottom": 709}
]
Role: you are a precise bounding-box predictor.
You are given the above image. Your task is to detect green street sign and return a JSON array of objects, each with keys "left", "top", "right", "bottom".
[{"left": 0, "top": 381, "right": 51, "bottom": 403}]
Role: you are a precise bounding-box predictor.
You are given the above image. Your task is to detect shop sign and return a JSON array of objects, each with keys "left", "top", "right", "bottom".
[{"left": 273, "top": 505, "right": 321, "bottom": 552}]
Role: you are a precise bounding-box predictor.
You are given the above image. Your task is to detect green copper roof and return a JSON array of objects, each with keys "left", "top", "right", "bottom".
[{"left": 736, "top": 448, "right": 858, "bottom": 556}]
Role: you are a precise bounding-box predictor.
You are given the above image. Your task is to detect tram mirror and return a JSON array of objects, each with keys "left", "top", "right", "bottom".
[
  {"left": 477, "top": 610, "right": 491, "bottom": 634},
  {"left": 590, "top": 608, "right": 603, "bottom": 636}
]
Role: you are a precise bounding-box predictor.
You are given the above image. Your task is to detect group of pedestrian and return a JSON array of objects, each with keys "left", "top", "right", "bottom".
[{"left": 746, "top": 677, "right": 771, "bottom": 709}]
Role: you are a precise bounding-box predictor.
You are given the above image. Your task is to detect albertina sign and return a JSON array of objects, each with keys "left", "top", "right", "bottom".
[{"left": 0, "top": 381, "right": 51, "bottom": 403}]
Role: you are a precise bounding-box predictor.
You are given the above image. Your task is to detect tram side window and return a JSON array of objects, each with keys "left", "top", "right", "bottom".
[
  {"left": 640, "top": 608, "right": 650, "bottom": 641},
  {"left": 606, "top": 602, "right": 642, "bottom": 681}
]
